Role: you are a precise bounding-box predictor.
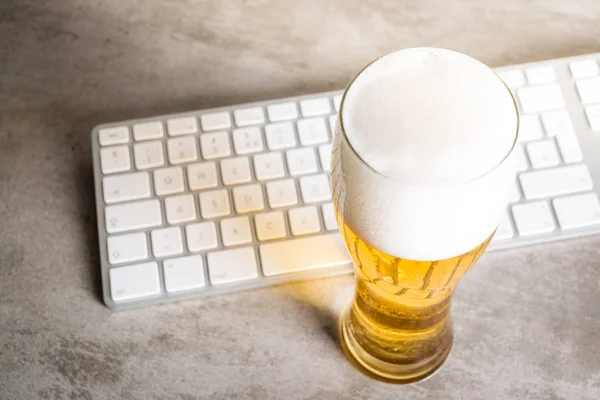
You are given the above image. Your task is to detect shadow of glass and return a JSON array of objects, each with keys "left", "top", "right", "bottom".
[{"left": 278, "top": 278, "right": 354, "bottom": 347}]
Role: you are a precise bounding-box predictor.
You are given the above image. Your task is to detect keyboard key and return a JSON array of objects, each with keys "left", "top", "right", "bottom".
[
  {"left": 107, "top": 232, "right": 148, "bottom": 265},
  {"left": 575, "top": 77, "right": 600, "bottom": 104},
  {"left": 319, "top": 144, "right": 332, "bottom": 172},
  {"left": 207, "top": 247, "right": 258, "bottom": 285},
  {"left": 100, "top": 146, "right": 131, "bottom": 174},
  {"left": 102, "top": 172, "right": 151, "bottom": 204},
  {"left": 333, "top": 94, "right": 342, "bottom": 112},
  {"left": 186, "top": 222, "right": 218, "bottom": 252},
  {"left": 200, "top": 131, "right": 232, "bottom": 159},
  {"left": 167, "top": 116, "right": 198, "bottom": 136},
  {"left": 254, "top": 152, "right": 285, "bottom": 181},
  {"left": 265, "top": 122, "right": 296, "bottom": 150},
  {"left": 260, "top": 233, "right": 350, "bottom": 276},
  {"left": 167, "top": 136, "right": 198, "bottom": 164},
  {"left": 221, "top": 156, "right": 252, "bottom": 185},
  {"left": 154, "top": 167, "right": 184, "bottom": 196},
  {"left": 493, "top": 212, "right": 514, "bottom": 241},
  {"left": 556, "top": 134, "right": 583, "bottom": 163},
  {"left": 201, "top": 111, "right": 231, "bottom": 131},
  {"left": 165, "top": 194, "right": 197, "bottom": 224},
  {"left": 105, "top": 199, "right": 162, "bottom": 233},
  {"left": 300, "top": 97, "right": 331, "bottom": 117},
  {"left": 133, "top": 141, "right": 164, "bottom": 169},
  {"left": 233, "top": 184, "right": 265, "bottom": 213},
  {"left": 321, "top": 203, "right": 337, "bottom": 231},
  {"left": 234, "top": 107, "right": 265, "bottom": 127},
  {"left": 497, "top": 70, "right": 525, "bottom": 89},
  {"left": 525, "top": 65, "right": 556, "bottom": 84},
  {"left": 541, "top": 110, "right": 575, "bottom": 136},
  {"left": 289, "top": 206, "right": 321, "bottom": 236},
  {"left": 297, "top": 117, "right": 329, "bottom": 145},
  {"left": 286, "top": 147, "right": 318, "bottom": 176},
  {"left": 512, "top": 201, "right": 555, "bottom": 236},
  {"left": 187, "top": 162, "right": 218, "bottom": 190},
  {"left": 133, "top": 121, "right": 164, "bottom": 141},
  {"left": 553, "top": 193, "right": 600, "bottom": 229},
  {"left": 267, "top": 179, "right": 298, "bottom": 208},
  {"left": 569, "top": 59, "right": 599, "bottom": 79},
  {"left": 526, "top": 140, "right": 560, "bottom": 168},
  {"left": 255, "top": 211, "right": 287, "bottom": 241},
  {"left": 163, "top": 255, "right": 206, "bottom": 293},
  {"left": 267, "top": 102, "right": 298, "bottom": 122},
  {"left": 99, "top": 126, "right": 129, "bottom": 146},
  {"left": 517, "top": 84, "right": 565, "bottom": 114},
  {"left": 109, "top": 262, "right": 161, "bottom": 302},
  {"left": 585, "top": 104, "right": 600, "bottom": 131},
  {"left": 300, "top": 174, "right": 331, "bottom": 203},
  {"left": 151, "top": 227, "right": 184, "bottom": 258},
  {"left": 518, "top": 115, "right": 543, "bottom": 142},
  {"left": 519, "top": 165, "right": 593, "bottom": 200},
  {"left": 232, "top": 127, "right": 264, "bottom": 155},
  {"left": 221, "top": 216, "right": 253, "bottom": 246},
  {"left": 516, "top": 146, "right": 528, "bottom": 171},
  {"left": 199, "top": 189, "right": 231, "bottom": 219}
]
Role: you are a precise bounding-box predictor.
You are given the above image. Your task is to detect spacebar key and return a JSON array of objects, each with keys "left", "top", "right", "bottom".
[{"left": 260, "top": 233, "right": 351, "bottom": 276}]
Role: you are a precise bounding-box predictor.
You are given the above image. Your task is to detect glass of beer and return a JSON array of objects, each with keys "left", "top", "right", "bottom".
[{"left": 332, "top": 48, "right": 519, "bottom": 382}]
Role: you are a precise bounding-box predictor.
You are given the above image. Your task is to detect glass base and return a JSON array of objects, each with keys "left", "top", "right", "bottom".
[{"left": 339, "top": 311, "right": 452, "bottom": 383}]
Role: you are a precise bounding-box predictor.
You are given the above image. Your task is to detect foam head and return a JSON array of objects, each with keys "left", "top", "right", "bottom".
[{"left": 333, "top": 48, "right": 518, "bottom": 260}]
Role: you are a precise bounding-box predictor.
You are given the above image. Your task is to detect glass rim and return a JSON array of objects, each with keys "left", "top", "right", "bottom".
[{"left": 338, "top": 48, "right": 521, "bottom": 188}]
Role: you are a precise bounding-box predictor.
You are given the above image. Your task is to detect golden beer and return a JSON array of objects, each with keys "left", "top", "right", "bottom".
[
  {"left": 332, "top": 48, "right": 519, "bottom": 382},
  {"left": 338, "top": 218, "right": 492, "bottom": 382}
]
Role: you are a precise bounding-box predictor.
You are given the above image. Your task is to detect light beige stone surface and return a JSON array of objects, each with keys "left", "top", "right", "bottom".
[{"left": 1, "top": 1, "right": 600, "bottom": 399}]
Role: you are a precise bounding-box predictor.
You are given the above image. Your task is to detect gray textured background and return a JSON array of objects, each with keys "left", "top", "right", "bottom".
[{"left": 1, "top": 0, "right": 600, "bottom": 399}]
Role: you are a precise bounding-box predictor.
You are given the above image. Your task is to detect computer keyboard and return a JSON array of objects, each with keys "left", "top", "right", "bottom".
[{"left": 92, "top": 53, "right": 600, "bottom": 310}]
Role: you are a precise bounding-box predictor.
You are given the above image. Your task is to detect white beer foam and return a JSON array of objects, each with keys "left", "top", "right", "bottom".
[{"left": 333, "top": 48, "right": 518, "bottom": 261}]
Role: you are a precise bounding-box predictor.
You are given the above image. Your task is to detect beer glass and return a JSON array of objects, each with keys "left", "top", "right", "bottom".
[{"left": 332, "top": 48, "right": 519, "bottom": 382}]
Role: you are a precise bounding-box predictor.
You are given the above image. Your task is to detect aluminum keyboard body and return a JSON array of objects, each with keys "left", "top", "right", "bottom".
[{"left": 92, "top": 53, "right": 600, "bottom": 310}]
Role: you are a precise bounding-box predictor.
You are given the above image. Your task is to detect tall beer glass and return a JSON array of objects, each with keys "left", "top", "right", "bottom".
[{"left": 332, "top": 48, "right": 519, "bottom": 382}]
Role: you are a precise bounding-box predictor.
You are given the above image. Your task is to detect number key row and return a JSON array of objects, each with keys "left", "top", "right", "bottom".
[{"left": 101, "top": 120, "right": 336, "bottom": 175}]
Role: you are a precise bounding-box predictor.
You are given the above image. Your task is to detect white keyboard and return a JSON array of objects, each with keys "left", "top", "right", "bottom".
[{"left": 92, "top": 53, "right": 600, "bottom": 310}]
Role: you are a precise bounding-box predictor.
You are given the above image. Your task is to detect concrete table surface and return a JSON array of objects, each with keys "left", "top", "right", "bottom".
[{"left": 1, "top": 1, "right": 600, "bottom": 399}]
